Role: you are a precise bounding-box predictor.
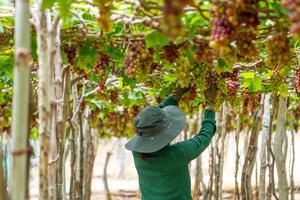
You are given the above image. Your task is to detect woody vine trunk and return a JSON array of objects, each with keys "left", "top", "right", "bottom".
[
  {"left": 272, "top": 96, "right": 288, "bottom": 200},
  {"left": 241, "top": 107, "right": 262, "bottom": 200},
  {"left": 259, "top": 94, "right": 271, "bottom": 200}
]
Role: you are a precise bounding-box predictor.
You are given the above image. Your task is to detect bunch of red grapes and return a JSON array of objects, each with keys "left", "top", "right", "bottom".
[
  {"left": 210, "top": 1, "right": 239, "bottom": 51},
  {"left": 242, "top": 90, "right": 261, "bottom": 114},
  {"left": 266, "top": 34, "right": 290, "bottom": 68},
  {"left": 63, "top": 44, "right": 77, "bottom": 65},
  {"left": 92, "top": 52, "right": 110, "bottom": 74},
  {"left": 221, "top": 69, "right": 240, "bottom": 96},
  {"left": 295, "top": 70, "right": 300, "bottom": 96},
  {"left": 162, "top": 43, "right": 179, "bottom": 63},
  {"left": 109, "top": 89, "right": 119, "bottom": 104},
  {"left": 181, "top": 87, "right": 197, "bottom": 102},
  {"left": 281, "top": 0, "right": 300, "bottom": 38},
  {"left": 124, "top": 41, "right": 154, "bottom": 78},
  {"left": 194, "top": 41, "right": 215, "bottom": 64},
  {"left": 237, "top": 0, "right": 259, "bottom": 28},
  {"left": 221, "top": 69, "right": 239, "bottom": 81}
]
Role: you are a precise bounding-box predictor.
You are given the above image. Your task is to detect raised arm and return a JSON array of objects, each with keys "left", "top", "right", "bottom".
[{"left": 176, "top": 109, "right": 216, "bottom": 162}]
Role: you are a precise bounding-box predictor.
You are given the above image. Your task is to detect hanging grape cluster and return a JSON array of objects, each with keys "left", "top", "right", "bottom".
[
  {"left": 124, "top": 41, "right": 154, "bottom": 78},
  {"left": 221, "top": 69, "right": 240, "bottom": 102},
  {"left": 295, "top": 70, "right": 300, "bottom": 96},
  {"left": 63, "top": 44, "right": 77, "bottom": 65},
  {"left": 237, "top": 0, "right": 259, "bottom": 28},
  {"left": 236, "top": 31, "right": 258, "bottom": 59},
  {"left": 181, "top": 87, "right": 197, "bottom": 102},
  {"left": 265, "top": 34, "right": 291, "bottom": 68},
  {"left": 92, "top": 52, "right": 111, "bottom": 76},
  {"left": 281, "top": 0, "right": 300, "bottom": 39},
  {"left": 175, "top": 56, "right": 193, "bottom": 87},
  {"left": 162, "top": 43, "right": 179, "bottom": 63},
  {"left": 163, "top": 0, "right": 193, "bottom": 39},
  {"left": 209, "top": 1, "right": 239, "bottom": 56},
  {"left": 204, "top": 70, "right": 227, "bottom": 109},
  {"left": 242, "top": 90, "right": 261, "bottom": 114},
  {"left": 194, "top": 41, "right": 215, "bottom": 64}
]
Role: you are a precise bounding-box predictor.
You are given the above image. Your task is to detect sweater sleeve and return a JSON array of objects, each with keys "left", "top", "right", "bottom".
[
  {"left": 176, "top": 110, "right": 216, "bottom": 163},
  {"left": 158, "top": 96, "right": 178, "bottom": 108}
]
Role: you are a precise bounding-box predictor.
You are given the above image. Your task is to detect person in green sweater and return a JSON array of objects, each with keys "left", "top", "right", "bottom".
[{"left": 125, "top": 85, "right": 217, "bottom": 200}]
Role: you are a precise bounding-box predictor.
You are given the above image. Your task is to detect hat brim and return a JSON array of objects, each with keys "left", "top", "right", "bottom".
[{"left": 125, "top": 105, "right": 186, "bottom": 153}]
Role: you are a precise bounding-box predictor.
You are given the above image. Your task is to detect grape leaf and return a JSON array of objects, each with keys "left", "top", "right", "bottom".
[
  {"left": 241, "top": 72, "right": 255, "bottom": 79},
  {"left": 103, "top": 43, "right": 123, "bottom": 60},
  {"left": 145, "top": 31, "right": 170, "bottom": 48},
  {"left": 252, "top": 76, "right": 263, "bottom": 91},
  {"left": 278, "top": 83, "right": 288, "bottom": 97},
  {"left": 216, "top": 58, "right": 232, "bottom": 72},
  {"left": 42, "top": 0, "right": 56, "bottom": 9}
]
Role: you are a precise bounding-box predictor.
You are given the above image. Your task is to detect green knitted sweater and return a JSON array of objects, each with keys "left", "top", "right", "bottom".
[{"left": 132, "top": 96, "right": 216, "bottom": 200}]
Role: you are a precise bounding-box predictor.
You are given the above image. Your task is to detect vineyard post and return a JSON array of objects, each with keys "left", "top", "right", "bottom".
[
  {"left": 259, "top": 93, "right": 271, "bottom": 200},
  {"left": 10, "top": 0, "right": 31, "bottom": 199},
  {"left": 272, "top": 96, "right": 288, "bottom": 200}
]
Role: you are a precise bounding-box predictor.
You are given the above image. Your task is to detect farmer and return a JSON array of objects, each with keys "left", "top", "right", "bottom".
[{"left": 125, "top": 85, "right": 217, "bottom": 200}]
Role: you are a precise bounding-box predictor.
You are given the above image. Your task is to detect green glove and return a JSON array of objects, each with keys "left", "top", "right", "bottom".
[{"left": 170, "top": 84, "right": 190, "bottom": 102}]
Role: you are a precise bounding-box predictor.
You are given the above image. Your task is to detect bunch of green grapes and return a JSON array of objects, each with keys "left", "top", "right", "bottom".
[
  {"left": 265, "top": 34, "right": 291, "bottom": 68},
  {"left": 174, "top": 56, "right": 193, "bottom": 88},
  {"left": 204, "top": 70, "right": 227, "bottom": 110},
  {"left": 236, "top": 31, "right": 258, "bottom": 59},
  {"left": 124, "top": 41, "right": 154, "bottom": 78}
]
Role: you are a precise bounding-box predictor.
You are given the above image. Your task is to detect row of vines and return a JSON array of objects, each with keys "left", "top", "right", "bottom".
[{"left": 0, "top": 0, "right": 300, "bottom": 199}]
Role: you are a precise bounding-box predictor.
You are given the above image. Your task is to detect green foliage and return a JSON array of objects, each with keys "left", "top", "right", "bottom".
[{"left": 145, "top": 31, "right": 170, "bottom": 48}]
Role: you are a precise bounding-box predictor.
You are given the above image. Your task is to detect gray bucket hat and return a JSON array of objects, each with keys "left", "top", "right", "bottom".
[{"left": 125, "top": 105, "right": 186, "bottom": 153}]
